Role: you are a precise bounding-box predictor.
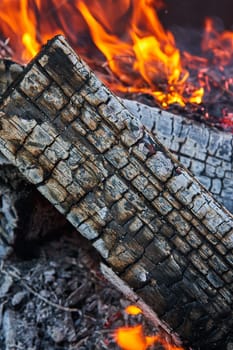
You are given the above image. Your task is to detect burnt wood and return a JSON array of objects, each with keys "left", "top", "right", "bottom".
[
  {"left": 1, "top": 59, "right": 232, "bottom": 214},
  {"left": 0, "top": 36, "right": 232, "bottom": 348},
  {"left": 123, "top": 100, "right": 233, "bottom": 214}
]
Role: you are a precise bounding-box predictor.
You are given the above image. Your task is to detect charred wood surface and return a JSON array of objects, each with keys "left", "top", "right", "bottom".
[
  {"left": 123, "top": 100, "right": 233, "bottom": 214},
  {"left": 0, "top": 59, "right": 233, "bottom": 214},
  {"left": 0, "top": 36, "right": 232, "bottom": 348}
]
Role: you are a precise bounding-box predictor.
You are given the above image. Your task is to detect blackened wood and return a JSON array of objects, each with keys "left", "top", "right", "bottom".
[
  {"left": 0, "top": 36, "right": 232, "bottom": 348},
  {"left": 123, "top": 99, "right": 233, "bottom": 214},
  {"left": 0, "top": 59, "right": 232, "bottom": 214}
]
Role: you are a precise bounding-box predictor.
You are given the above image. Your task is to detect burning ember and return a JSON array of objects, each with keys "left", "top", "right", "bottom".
[
  {"left": 0, "top": 0, "right": 233, "bottom": 129},
  {"left": 112, "top": 305, "right": 184, "bottom": 350},
  {"left": 115, "top": 325, "right": 159, "bottom": 350}
]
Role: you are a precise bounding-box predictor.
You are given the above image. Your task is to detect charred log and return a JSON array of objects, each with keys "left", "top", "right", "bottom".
[
  {"left": 123, "top": 100, "right": 233, "bottom": 214},
  {"left": 0, "top": 59, "right": 232, "bottom": 214},
  {"left": 0, "top": 36, "right": 232, "bottom": 348}
]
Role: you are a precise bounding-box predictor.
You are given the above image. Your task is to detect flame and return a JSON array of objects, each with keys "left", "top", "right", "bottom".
[
  {"left": 125, "top": 305, "right": 143, "bottom": 315},
  {"left": 77, "top": 0, "right": 203, "bottom": 107},
  {"left": 0, "top": 0, "right": 204, "bottom": 108},
  {"left": 0, "top": 0, "right": 38, "bottom": 61},
  {"left": 113, "top": 306, "right": 185, "bottom": 350},
  {"left": 0, "top": 0, "right": 63, "bottom": 61},
  {"left": 0, "top": 0, "right": 233, "bottom": 127},
  {"left": 114, "top": 324, "right": 185, "bottom": 350},
  {"left": 114, "top": 324, "right": 159, "bottom": 350}
]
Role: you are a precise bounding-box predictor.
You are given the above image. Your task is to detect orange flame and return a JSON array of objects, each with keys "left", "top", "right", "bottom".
[
  {"left": 114, "top": 324, "right": 185, "bottom": 350},
  {"left": 0, "top": 0, "right": 38, "bottom": 61},
  {"left": 0, "top": 0, "right": 233, "bottom": 121},
  {"left": 114, "top": 306, "right": 185, "bottom": 350},
  {"left": 0, "top": 0, "right": 204, "bottom": 107},
  {"left": 0, "top": 0, "right": 63, "bottom": 61},
  {"left": 114, "top": 324, "right": 159, "bottom": 350},
  {"left": 77, "top": 0, "right": 203, "bottom": 107},
  {"left": 125, "top": 305, "right": 143, "bottom": 315}
]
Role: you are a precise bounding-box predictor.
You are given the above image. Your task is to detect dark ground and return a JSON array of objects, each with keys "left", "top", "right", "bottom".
[
  {"left": 0, "top": 209, "right": 169, "bottom": 350},
  {"left": 0, "top": 232, "right": 121, "bottom": 350}
]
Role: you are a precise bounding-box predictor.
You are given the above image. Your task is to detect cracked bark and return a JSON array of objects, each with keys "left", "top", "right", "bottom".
[
  {"left": 0, "top": 36, "right": 232, "bottom": 348},
  {"left": 1, "top": 59, "right": 233, "bottom": 214}
]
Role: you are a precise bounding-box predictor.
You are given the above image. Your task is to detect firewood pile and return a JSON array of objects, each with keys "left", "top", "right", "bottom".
[{"left": 0, "top": 36, "right": 232, "bottom": 349}]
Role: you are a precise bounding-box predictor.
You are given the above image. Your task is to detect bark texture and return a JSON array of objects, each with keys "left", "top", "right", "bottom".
[
  {"left": 0, "top": 59, "right": 233, "bottom": 213},
  {"left": 0, "top": 36, "right": 232, "bottom": 348},
  {"left": 123, "top": 100, "right": 233, "bottom": 213}
]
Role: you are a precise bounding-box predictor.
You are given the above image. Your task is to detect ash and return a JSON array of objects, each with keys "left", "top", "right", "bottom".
[
  {"left": 0, "top": 233, "right": 121, "bottom": 349},
  {"left": 0, "top": 232, "right": 165, "bottom": 350}
]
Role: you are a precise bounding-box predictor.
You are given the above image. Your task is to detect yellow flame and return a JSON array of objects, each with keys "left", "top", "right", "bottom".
[
  {"left": 125, "top": 305, "right": 143, "bottom": 315},
  {"left": 0, "top": 0, "right": 214, "bottom": 107}
]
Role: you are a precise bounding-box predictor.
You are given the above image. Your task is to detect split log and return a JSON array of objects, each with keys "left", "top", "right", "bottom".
[
  {"left": 0, "top": 36, "right": 232, "bottom": 349},
  {"left": 0, "top": 59, "right": 232, "bottom": 214}
]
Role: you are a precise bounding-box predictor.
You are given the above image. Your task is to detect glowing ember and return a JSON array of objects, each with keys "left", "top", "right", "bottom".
[
  {"left": 125, "top": 305, "right": 143, "bottom": 315},
  {"left": 114, "top": 324, "right": 159, "bottom": 350},
  {"left": 113, "top": 306, "right": 185, "bottom": 350},
  {"left": 0, "top": 0, "right": 233, "bottom": 128}
]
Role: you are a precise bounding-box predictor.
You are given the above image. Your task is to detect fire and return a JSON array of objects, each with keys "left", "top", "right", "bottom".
[
  {"left": 0, "top": 0, "right": 62, "bottom": 61},
  {"left": 0, "top": 0, "right": 203, "bottom": 108},
  {"left": 0, "top": 0, "right": 233, "bottom": 127},
  {"left": 77, "top": 0, "right": 203, "bottom": 107},
  {"left": 113, "top": 305, "right": 185, "bottom": 350},
  {"left": 114, "top": 324, "right": 159, "bottom": 350},
  {"left": 0, "top": 0, "right": 39, "bottom": 61},
  {"left": 125, "top": 305, "right": 143, "bottom": 315}
]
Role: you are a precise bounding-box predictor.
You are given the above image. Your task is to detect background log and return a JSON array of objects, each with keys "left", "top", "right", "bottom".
[
  {"left": 0, "top": 36, "right": 232, "bottom": 348},
  {"left": 123, "top": 99, "right": 233, "bottom": 213}
]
